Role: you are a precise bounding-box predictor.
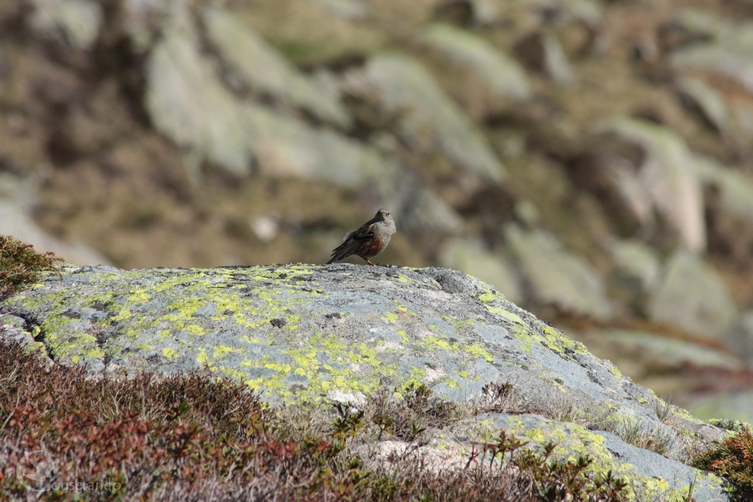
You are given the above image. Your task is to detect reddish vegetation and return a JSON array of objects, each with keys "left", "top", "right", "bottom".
[
  {"left": 694, "top": 426, "right": 753, "bottom": 502},
  {"left": 0, "top": 236, "right": 62, "bottom": 300},
  {"left": 0, "top": 339, "right": 630, "bottom": 501}
]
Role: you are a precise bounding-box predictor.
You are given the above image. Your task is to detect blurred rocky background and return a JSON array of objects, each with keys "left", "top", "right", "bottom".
[{"left": 2, "top": 0, "right": 753, "bottom": 422}]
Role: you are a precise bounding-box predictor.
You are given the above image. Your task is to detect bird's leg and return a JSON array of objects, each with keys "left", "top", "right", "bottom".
[{"left": 365, "top": 259, "right": 374, "bottom": 265}]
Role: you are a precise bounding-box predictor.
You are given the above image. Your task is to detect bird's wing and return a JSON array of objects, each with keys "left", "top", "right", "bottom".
[
  {"left": 330, "top": 226, "right": 370, "bottom": 256},
  {"left": 349, "top": 223, "right": 376, "bottom": 241}
]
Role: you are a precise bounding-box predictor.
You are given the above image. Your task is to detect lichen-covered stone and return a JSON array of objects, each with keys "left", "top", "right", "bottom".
[
  {"left": 446, "top": 413, "right": 724, "bottom": 501},
  {"left": 0, "top": 263, "right": 730, "bottom": 500},
  {"left": 437, "top": 238, "right": 522, "bottom": 304}
]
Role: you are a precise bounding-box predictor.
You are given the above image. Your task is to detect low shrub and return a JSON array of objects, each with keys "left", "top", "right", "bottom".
[{"left": 0, "top": 236, "right": 62, "bottom": 300}]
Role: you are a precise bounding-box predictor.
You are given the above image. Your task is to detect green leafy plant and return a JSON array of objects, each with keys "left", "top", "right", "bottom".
[{"left": 0, "top": 235, "right": 62, "bottom": 299}]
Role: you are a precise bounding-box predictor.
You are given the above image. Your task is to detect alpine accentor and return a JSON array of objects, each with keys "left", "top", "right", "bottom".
[{"left": 327, "top": 208, "right": 396, "bottom": 265}]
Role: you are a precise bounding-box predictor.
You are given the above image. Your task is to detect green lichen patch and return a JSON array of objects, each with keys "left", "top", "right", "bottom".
[
  {"left": 0, "top": 262, "right": 731, "bottom": 500},
  {"left": 465, "top": 413, "right": 716, "bottom": 501},
  {"left": 482, "top": 297, "right": 592, "bottom": 364}
]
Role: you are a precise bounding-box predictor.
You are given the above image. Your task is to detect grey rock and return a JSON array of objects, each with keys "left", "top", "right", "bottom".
[
  {"left": 513, "top": 199, "right": 541, "bottom": 226},
  {"left": 0, "top": 263, "right": 729, "bottom": 500},
  {"left": 672, "top": 46, "right": 753, "bottom": 94},
  {"left": 0, "top": 314, "right": 38, "bottom": 349},
  {"left": 668, "top": 8, "right": 728, "bottom": 40},
  {"left": 361, "top": 407, "right": 724, "bottom": 501},
  {"left": 0, "top": 264, "right": 658, "bottom": 414},
  {"left": 30, "top": 0, "right": 103, "bottom": 51},
  {"left": 203, "top": 7, "right": 351, "bottom": 128},
  {"left": 541, "top": 32, "right": 577, "bottom": 85},
  {"left": 342, "top": 54, "right": 507, "bottom": 186},
  {"left": 694, "top": 155, "right": 753, "bottom": 222},
  {"left": 595, "top": 116, "right": 706, "bottom": 252},
  {"left": 504, "top": 226, "right": 613, "bottom": 320},
  {"left": 597, "top": 154, "right": 655, "bottom": 232},
  {"left": 469, "top": 0, "right": 503, "bottom": 26},
  {"left": 310, "top": 0, "right": 369, "bottom": 19},
  {"left": 649, "top": 249, "right": 737, "bottom": 339},
  {"left": 512, "top": 0, "right": 602, "bottom": 27},
  {"left": 245, "top": 103, "right": 386, "bottom": 186},
  {"left": 437, "top": 238, "right": 522, "bottom": 304},
  {"left": 605, "top": 238, "right": 661, "bottom": 292},
  {"left": 445, "top": 413, "right": 722, "bottom": 501},
  {"left": 146, "top": 26, "right": 253, "bottom": 177},
  {"left": 724, "top": 311, "right": 753, "bottom": 366},
  {"left": 669, "top": 9, "right": 753, "bottom": 93},
  {"left": 675, "top": 77, "right": 731, "bottom": 135},
  {"left": 572, "top": 328, "right": 744, "bottom": 374},
  {"left": 421, "top": 24, "right": 531, "bottom": 100}
]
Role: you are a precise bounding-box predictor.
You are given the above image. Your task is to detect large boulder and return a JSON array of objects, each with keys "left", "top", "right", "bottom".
[
  {"left": 421, "top": 23, "right": 531, "bottom": 100},
  {"left": 342, "top": 54, "right": 507, "bottom": 186},
  {"left": 693, "top": 155, "right": 753, "bottom": 262},
  {"left": 0, "top": 263, "right": 731, "bottom": 500},
  {"left": 203, "top": 7, "right": 351, "bottom": 128},
  {"left": 669, "top": 9, "right": 753, "bottom": 93},
  {"left": 504, "top": 226, "right": 614, "bottom": 320},
  {"left": 30, "top": 0, "right": 103, "bottom": 51},
  {"left": 724, "top": 311, "right": 753, "bottom": 367},
  {"left": 649, "top": 249, "right": 738, "bottom": 339},
  {"left": 594, "top": 117, "right": 706, "bottom": 253}
]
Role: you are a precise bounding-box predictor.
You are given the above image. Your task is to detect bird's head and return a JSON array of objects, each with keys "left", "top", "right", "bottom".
[{"left": 376, "top": 208, "right": 392, "bottom": 221}]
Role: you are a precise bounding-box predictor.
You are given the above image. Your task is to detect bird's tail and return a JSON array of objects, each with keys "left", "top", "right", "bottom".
[{"left": 327, "top": 246, "right": 349, "bottom": 264}]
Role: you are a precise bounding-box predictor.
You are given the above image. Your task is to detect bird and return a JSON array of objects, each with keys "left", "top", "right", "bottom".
[{"left": 327, "top": 208, "right": 396, "bottom": 265}]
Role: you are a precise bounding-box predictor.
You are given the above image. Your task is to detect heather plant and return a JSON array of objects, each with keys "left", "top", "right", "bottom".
[
  {"left": 0, "top": 235, "right": 62, "bottom": 300},
  {"left": 693, "top": 426, "right": 753, "bottom": 501},
  {"left": 0, "top": 338, "right": 630, "bottom": 501}
]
